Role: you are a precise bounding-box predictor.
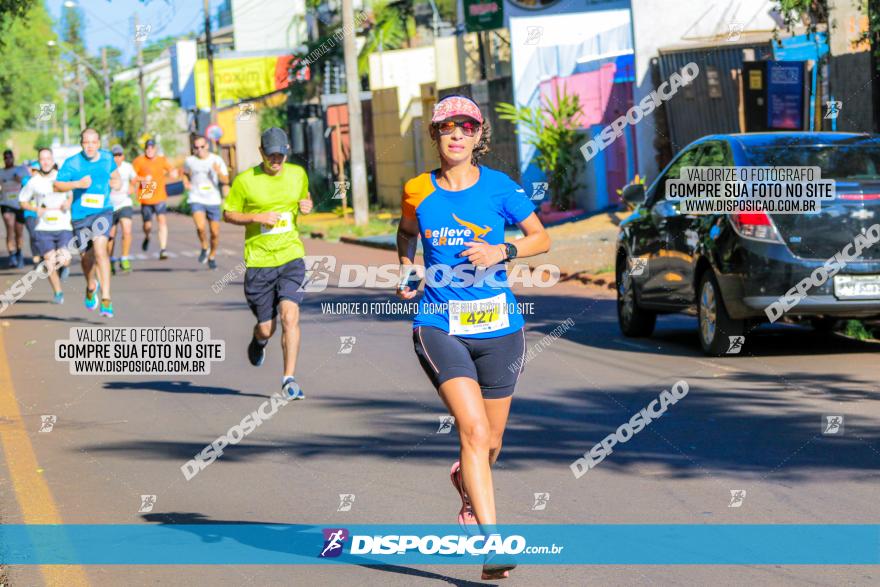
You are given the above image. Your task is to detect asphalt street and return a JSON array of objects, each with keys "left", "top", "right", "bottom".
[{"left": 1, "top": 212, "right": 878, "bottom": 586}]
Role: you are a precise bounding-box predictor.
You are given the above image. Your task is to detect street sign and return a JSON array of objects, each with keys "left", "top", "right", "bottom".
[
  {"left": 463, "top": 0, "right": 503, "bottom": 33},
  {"left": 205, "top": 124, "right": 223, "bottom": 141}
]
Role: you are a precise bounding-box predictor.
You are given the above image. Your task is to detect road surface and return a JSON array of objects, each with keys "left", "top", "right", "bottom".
[{"left": 1, "top": 212, "right": 878, "bottom": 586}]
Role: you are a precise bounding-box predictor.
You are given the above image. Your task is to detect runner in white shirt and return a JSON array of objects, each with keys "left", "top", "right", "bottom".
[
  {"left": 18, "top": 148, "right": 73, "bottom": 304},
  {"left": 108, "top": 145, "right": 137, "bottom": 274},
  {"left": 183, "top": 136, "right": 228, "bottom": 270},
  {"left": 0, "top": 150, "right": 30, "bottom": 268}
]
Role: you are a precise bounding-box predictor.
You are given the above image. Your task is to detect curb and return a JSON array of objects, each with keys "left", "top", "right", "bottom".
[{"left": 338, "top": 236, "right": 396, "bottom": 251}]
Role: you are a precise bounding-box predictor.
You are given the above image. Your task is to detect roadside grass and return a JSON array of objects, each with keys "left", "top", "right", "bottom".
[
  {"left": 843, "top": 319, "right": 874, "bottom": 341},
  {"left": 299, "top": 209, "right": 398, "bottom": 241},
  {"left": 1, "top": 129, "right": 41, "bottom": 160}
]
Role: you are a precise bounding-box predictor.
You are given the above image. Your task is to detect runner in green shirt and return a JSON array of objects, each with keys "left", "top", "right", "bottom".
[{"left": 222, "top": 128, "right": 313, "bottom": 398}]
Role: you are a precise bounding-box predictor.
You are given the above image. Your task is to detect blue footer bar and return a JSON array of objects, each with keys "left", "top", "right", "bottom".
[{"left": 1, "top": 524, "right": 878, "bottom": 565}]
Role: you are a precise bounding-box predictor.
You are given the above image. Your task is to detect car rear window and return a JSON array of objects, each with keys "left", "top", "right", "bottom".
[{"left": 745, "top": 145, "right": 880, "bottom": 180}]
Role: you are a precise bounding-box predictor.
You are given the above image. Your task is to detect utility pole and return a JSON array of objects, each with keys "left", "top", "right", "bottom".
[
  {"left": 333, "top": 122, "right": 349, "bottom": 220},
  {"left": 62, "top": 86, "right": 70, "bottom": 146},
  {"left": 135, "top": 13, "right": 148, "bottom": 135},
  {"left": 204, "top": 0, "right": 217, "bottom": 124},
  {"left": 101, "top": 47, "right": 111, "bottom": 114},
  {"left": 342, "top": 0, "right": 368, "bottom": 226},
  {"left": 102, "top": 46, "right": 113, "bottom": 140},
  {"left": 76, "top": 62, "right": 86, "bottom": 131}
]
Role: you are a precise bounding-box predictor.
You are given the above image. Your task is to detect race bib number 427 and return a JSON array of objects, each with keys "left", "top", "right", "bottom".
[{"left": 448, "top": 293, "right": 509, "bottom": 335}]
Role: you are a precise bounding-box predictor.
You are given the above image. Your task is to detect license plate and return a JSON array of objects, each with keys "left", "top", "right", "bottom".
[{"left": 833, "top": 275, "right": 880, "bottom": 299}]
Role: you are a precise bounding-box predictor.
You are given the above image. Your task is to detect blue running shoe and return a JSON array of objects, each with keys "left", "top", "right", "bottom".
[
  {"left": 52, "top": 291, "right": 64, "bottom": 305},
  {"left": 60, "top": 265, "right": 70, "bottom": 281},
  {"left": 100, "top": 299, "right": 114, "bottom": 318},
  {"left": 84, "top": 284, "right": 99, "bottom": 311},
  {"left": 282, "top": 376, "right": 305, "bottom": 400}
]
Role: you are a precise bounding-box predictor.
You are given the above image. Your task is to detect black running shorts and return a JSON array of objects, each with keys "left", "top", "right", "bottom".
[
  {"left": 412, "top": 325, "right": 526, "bottom": 399},
  {"left": 244, "top": 257, "right": 306, "bottom": 323}
]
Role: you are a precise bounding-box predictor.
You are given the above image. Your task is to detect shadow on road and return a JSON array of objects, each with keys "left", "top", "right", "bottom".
[
  {"left": 81, "top": 367, "right": 880, "bottom": 483},
  {"left": 1, "top": 312, "right": 104, "bottom": 325},
  {"left": 104, "top": 379, "right": 268, "bottom": 399},
  {"left": 141, "top": 512, "right": 489, "bottom": 586}
]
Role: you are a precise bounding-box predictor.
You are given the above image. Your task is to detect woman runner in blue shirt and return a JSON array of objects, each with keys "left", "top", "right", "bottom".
[{"left": 396, "top": 95, "right": 551, "bottom": 580}]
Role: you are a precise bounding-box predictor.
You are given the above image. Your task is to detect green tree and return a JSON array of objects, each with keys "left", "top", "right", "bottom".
[
  {"left": 0, "top": 0, "right": 35, "bottom": 26},
  {"left": 83, "top": 79, "right": 151, "bottom": 157},
  {"left": 260, "top": 102, "right": 288, "bottom": 133},
  {"left": 0, "top": 2, "right": 59, "bottom": 131},
  {"left": 497, "top": 85, "right": 585, "bottom": 210},
  {"left": 137, "top": 34, "right": 192, "bottom": 67},
  {"left": 358, "top": 0, "right": 416, "bottom": 75}
]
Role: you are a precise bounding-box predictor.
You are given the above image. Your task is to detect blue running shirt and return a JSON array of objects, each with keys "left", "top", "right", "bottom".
[
  {"left": 56, "top": 150, "right": 117, "bottom": 221},
  {"left": 402, "top": 166, "right": 535, "bottom": 338}
]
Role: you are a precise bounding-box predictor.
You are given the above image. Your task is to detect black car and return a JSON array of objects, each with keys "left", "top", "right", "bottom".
[{"left": 616, "top": 132, "right": 880, "bottom": 355}]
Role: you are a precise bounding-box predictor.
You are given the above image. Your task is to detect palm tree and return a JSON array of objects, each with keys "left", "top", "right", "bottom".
[{"left": 357, "top": 0, "right": 416, "bottom": 76}]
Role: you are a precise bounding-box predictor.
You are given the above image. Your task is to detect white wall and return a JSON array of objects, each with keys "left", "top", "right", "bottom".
[
  {"left": 630, "top": 0, "right": 777, "bottom": 182},
  {"left": 369, "top": 46, "right": 437, "bottom": 119},
  {"left": 114, "top": 58, "right": 174, "bottom": 100},
  {"left": 232, "top": 0, "right": 308, "bottom": 52}
]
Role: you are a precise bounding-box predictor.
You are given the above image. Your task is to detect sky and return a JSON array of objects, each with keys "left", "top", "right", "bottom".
[{"left": 46, "top": 0, "right": 224, "bottom": 64}]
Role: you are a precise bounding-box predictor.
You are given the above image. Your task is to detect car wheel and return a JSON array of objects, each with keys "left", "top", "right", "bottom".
[
  {"left": 697, "top": 271, "right": 744, "bottom": 356},
  {"left": 617, "top": 255, "right": 656, "bottom": 337},
  {"left": 810, "top": 317, "right": 838, "bottom": 334}
]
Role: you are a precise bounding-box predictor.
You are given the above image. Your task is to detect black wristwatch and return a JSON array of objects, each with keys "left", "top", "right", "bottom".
[{"left": 502, "top": 242, "right": 518, "bottom": 262}]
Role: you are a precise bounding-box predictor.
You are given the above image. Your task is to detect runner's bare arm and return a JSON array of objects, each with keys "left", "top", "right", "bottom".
[
  {"left": 109, "top": 169, "right": 121, "bottom": 191},
  {"left": 511, "top": 212, "right": 551, "bottom": 257},
  {"left": 223, "top": 209, "right": 279, "bottom": 227},
  {"left": 54, "top": 177, "right": 88, "bottom": 192},
  {"left": 396, "top": 216, "right": 420, "bottom": 300},
  {"left": 461, "top": 212, "right": 550, "bottom": 267},
  {"left": 17, "top": 183, "right": 35, "bottom": 212},
  {"left": 397, "top": 215, "right": 419, "bottom": 265},
  {"left": 213, "top": 161, "right": 229, "bottom": 185}
]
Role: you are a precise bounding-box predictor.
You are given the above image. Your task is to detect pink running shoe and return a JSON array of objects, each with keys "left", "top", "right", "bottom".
[{"left": 450, "top": 461, "right": 478, "bottom": 533}]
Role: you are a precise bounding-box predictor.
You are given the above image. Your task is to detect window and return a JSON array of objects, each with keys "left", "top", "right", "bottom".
[
  {"left": 651, "top": 146, "right": 702, "bottom": 204},
  {"left": 706, "top": 66, "right": 722, "bottom": 99}
]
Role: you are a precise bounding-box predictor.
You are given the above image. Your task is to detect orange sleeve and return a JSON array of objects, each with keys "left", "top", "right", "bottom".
[{"left": 401, "top": 173, "right": 434, "bottom": 220}]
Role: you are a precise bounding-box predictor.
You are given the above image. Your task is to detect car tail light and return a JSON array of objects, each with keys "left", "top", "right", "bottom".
[
  {"left": 839, "top": 193, "right": 880, "bottom": 200},
  {"left": 729, "top": 211, "right": 783, "bottom": 243}
]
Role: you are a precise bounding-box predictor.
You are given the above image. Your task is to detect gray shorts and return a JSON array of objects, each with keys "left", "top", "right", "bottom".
[
  {"left": 190, "top": 202, "right": 221, "bottom": 222},
  {"left": 141, "top": 201, "right": 167, "bottom": 221},
  {"left": 244, "top": 257, "right": 307, "bottom": 323}
]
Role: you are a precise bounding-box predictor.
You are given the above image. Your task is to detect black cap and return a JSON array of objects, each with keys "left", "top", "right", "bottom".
[
  {"left": 144, "top": 138, "right": 156, "bottom": 148},
  {"left": 260, "top": 127, "right": 289, "bottom": 156}
]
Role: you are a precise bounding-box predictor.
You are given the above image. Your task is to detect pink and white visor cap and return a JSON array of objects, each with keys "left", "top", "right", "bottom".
[{"left": 431, "top": 96, "right": 484, "bottom": 124}]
